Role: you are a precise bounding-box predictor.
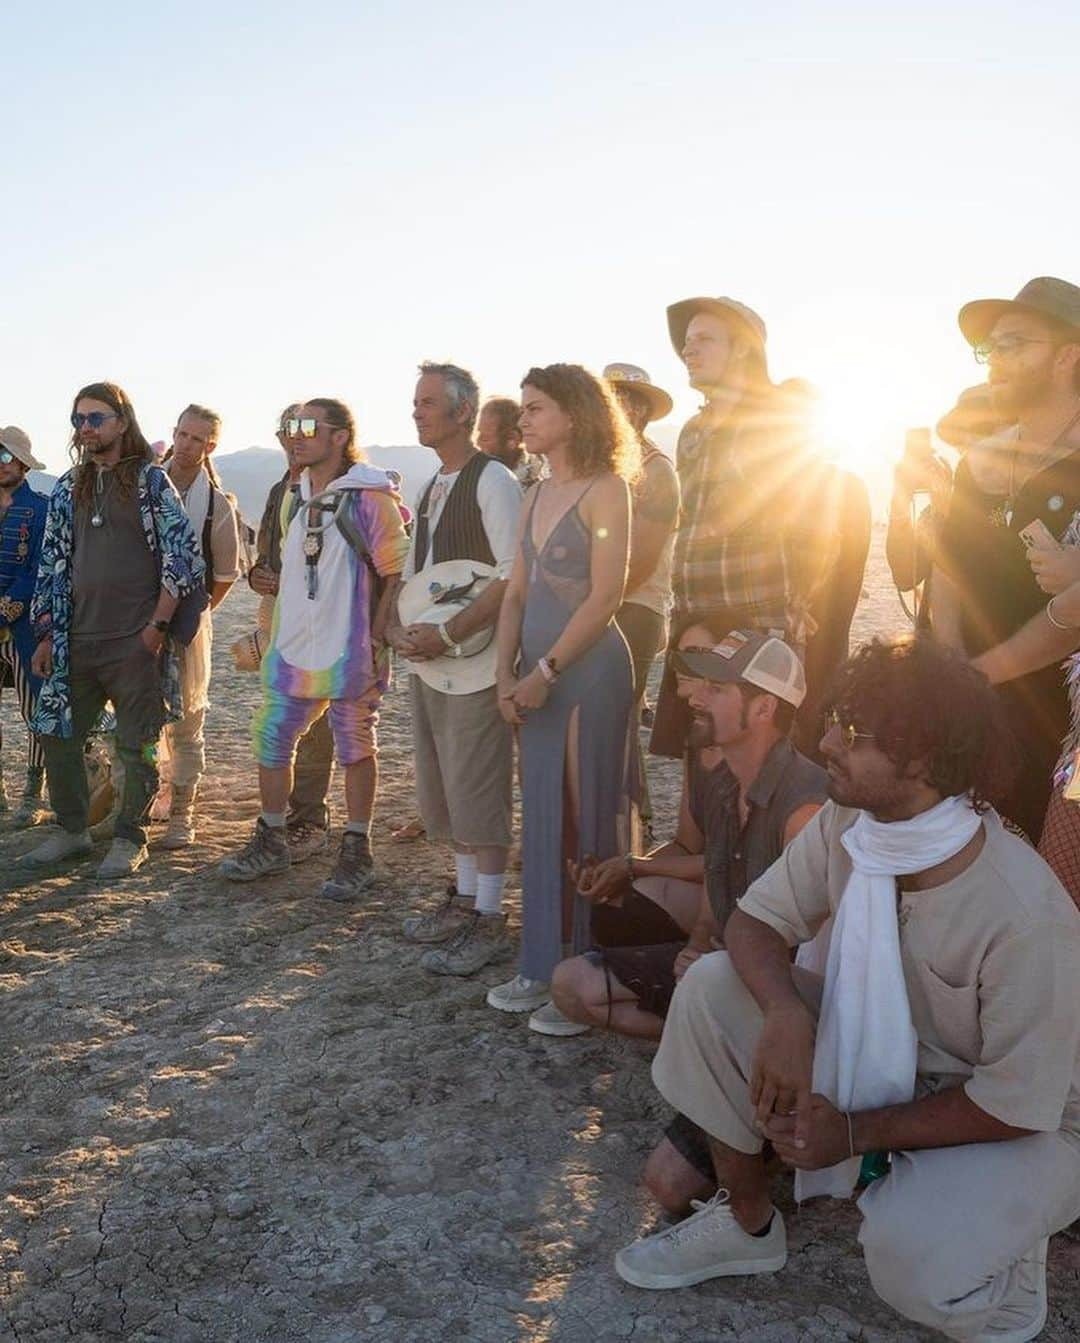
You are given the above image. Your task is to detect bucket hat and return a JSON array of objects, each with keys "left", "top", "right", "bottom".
[{"left": 0, "top": 426, "right": 45, "bottom": 471}]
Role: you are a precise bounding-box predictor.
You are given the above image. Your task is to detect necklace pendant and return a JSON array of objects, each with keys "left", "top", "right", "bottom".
[{"left": 91, "top": 513, "right": 104, "bottom": 528}]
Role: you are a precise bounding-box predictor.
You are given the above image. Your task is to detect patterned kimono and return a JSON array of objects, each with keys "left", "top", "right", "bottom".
[{"left": 29, "top": 463, "right": 204, "bottom": 739}]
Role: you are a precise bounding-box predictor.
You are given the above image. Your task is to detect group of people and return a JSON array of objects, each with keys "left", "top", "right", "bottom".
[{"left": 7, "top": 273, "right": 1080, "bottom": 1341}]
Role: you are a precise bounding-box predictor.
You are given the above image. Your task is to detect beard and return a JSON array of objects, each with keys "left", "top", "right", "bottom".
[
  {"left": 686, "top": 713, "right": 715, "bottom": 750},
  {"left": 990, "top": 362, "right": 1055, "bottom": 418}
]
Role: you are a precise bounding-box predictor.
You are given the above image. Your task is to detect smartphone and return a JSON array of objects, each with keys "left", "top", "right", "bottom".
[{"left": 1019, "top": 519, "right": 1062, "bottom": 551}]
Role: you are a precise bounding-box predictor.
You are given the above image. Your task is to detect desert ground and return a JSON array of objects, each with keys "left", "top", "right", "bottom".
[{"left": 1, "top": 530, "right": 1077, "bottom": 1342}]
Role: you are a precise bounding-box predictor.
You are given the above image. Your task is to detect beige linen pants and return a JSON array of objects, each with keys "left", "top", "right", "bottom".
[{"left": 653, "top": 952, "right": 1080, "bottom": 1341}]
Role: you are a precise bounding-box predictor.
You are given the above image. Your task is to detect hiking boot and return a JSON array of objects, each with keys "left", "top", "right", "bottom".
[
  {"left": 96, "top": 837, "right": 149, "bottom": 880},
  {"left": 401, "top": 885, "right": 472, "bottom": 943},
  {"left": 320, "top": 831, "right": 375, "bottom": 902},
  {"left": 19, "top": 829, "right": 93, "bottom": 869},
  {"left": 420, "top": 912, "right": 512, "bottom": 976},
  {"left": 486, "top": 973, "right": 551, "bottom": 1014},
  {"left": 286, "top": 821, "right": 330, "bottom": 863},
  {"left": 614, "top": 1191, "right": 786, "bottom": 1289},
  {"left": 528, "top": 1000, "right": 590, "bottom": 1037},
  {"left": 160, "top": 783, "right": 197, "bottom": 850},
  {"left": 219, "top": 818, "right": 290, "bottom": 882},
  {"left": 12, "top": 767, "right": 53, "bottom": 829}
]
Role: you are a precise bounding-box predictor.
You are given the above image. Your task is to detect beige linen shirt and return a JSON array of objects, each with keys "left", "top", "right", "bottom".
[{"left": 738, "top": 801, "right": 1080, "bottom": 1140}]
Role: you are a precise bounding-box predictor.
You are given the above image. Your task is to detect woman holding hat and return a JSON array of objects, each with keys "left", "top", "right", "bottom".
[{"left": 490, "top": 364, "right": 640, "bottom": 1029}]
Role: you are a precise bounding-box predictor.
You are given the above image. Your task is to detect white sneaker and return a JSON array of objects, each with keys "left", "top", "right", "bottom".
[
  {"left": 973, "top": 1237, "right": 1048, "bottom": 1343},
  {"left": 486, "top": 974, "right": 551, "bottom": 1014},
  {"left": 19, "top": 830, "right": 93, "bottom": 869},
  {"left": 615, "top": 1191, "right": 786, "bottom": 1289},
  {"left": 96, "top": 838, "right": 148, "bottom": 880},
  {"left": 528, "top": 1000, "right": 590, "bottom": 1037}
]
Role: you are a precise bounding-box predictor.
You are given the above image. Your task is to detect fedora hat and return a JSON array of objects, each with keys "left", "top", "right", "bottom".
[
  {"left": 397, "top": 560, "right": 500, "bottom": 695},
  {"left": 0, "top": 426, "right": 45, "bottom": 471},
  {"left": 958, "top": 276, "right": 1080, "bottom": 347},
  {"left": 602, "top": 363, "right": 673, "bottom": 422},
  {"left": 666, "top": 296, "right": 768, "bottom": 361}
]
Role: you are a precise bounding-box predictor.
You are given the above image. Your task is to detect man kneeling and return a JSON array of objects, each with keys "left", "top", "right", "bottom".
[{"left": 616, "top": 638, "right": 1080, "bottom": 1343}]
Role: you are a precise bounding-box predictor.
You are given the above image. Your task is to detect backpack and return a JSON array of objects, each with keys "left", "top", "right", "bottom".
[{"left": 286, "top": 485, "right": 412, "bottom": 609}]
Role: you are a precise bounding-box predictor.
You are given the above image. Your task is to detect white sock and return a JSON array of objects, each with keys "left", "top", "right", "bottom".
[
  {"left": 475, "top": 871, "right": 506, "bottom": 916},
  {"left": 261, "top": 811, "right": 286, "bottom": 828},
  {"left": 345, "top": 820, "right": 369, "bottom": 836},
  {"left": 454, "top": 852, "right": 478, "bottom": 899}
]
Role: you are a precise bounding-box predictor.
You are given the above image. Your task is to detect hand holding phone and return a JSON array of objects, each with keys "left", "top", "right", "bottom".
[{"left": 1019, "top": 519, "right": 1062, "bottom": 551}]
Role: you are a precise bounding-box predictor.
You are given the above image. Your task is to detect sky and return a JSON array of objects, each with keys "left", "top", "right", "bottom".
[{"left": 1, "top": 2, "right": 1076, "bottom": 510}]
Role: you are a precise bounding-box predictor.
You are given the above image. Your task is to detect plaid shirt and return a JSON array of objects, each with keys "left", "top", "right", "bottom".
[{"left": 672, "top": 403, "right": 833, "bottom": 640}]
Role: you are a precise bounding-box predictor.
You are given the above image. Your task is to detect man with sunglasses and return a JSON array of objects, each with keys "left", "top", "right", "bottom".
[
  {"left": 241, "top": 404, "right": 335, "bottom": 861},
  {"left": 22, "top": 381, "right": 204, "bottom": 880},
  {"left": 615, "top": 638, "right": 1080, "bottom": 1343},
  {"left": 933, "top": 276, "right": 1080, "bottom": 842},
  {"left": 220, "top": 399, "right": 409, "bottom": 899},
  {"left": 0, "top": 427, "right": 51, "bottom": 826}
]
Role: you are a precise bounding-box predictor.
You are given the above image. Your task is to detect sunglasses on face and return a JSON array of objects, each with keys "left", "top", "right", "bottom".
[
  {"left": 0, "top": 448, "right": 18, "bottom": 465},
  {"left": 71, "top": 411, "right": 120, "bottom": 430},
  {"left": 284, "top": 417, "right": 343, "bottom": 439},
  {"left": 825, "top": 707, "right": 876, "bottom": 750}
]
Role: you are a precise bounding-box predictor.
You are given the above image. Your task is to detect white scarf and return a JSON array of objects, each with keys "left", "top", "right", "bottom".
[{"left": 795, "top": 794, "right": 982, "bottom": 1202}]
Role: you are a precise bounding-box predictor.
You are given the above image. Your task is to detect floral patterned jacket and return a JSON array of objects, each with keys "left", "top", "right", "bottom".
[{"left": 30, "top": 463, "right": 205, "bottom": 738}]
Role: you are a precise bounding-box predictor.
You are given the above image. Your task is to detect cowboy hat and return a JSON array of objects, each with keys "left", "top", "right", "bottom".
[
  {"left": 959, "top": 276, "right": 1080, "bottom": 347},
  {"left": 0, "top": 426, "right": 45, "bottom": 471},
  {"left": 666, "top": 296, "right": 768, "bottom": 361},
  {"left": 397, "top": 560, "right": 500, "bottom": 695},
  {"left": 602, "top": 363, "right": 673, "bottom": 422}
]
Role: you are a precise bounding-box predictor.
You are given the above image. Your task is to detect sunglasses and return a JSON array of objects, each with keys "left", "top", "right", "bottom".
[
  {"left": 0, "top": 448, "right": 18, "bottom": 465},
  {"left": 71, "top": 411, "right": 120, "bottom": 430},
  {"left": 825, "top": 707, "right": 876, "bottom": 750},
  {"left": 284, "top": 417, "right": 343, "bottom": 439}
]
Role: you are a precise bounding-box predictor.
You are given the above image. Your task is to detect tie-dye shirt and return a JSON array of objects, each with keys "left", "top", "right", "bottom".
[{"left": 260, "top": 463, "right": 409, "bottom": 701}]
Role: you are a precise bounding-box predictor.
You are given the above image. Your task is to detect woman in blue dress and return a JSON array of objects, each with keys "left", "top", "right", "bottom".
[{"left": 490, "top": 364, "right": 640, "bottom": 1031}]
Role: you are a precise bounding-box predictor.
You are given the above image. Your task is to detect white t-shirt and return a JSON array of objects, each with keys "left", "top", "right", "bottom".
[{"left": 404, "top": 456, "right": 523, "bottom": 581}]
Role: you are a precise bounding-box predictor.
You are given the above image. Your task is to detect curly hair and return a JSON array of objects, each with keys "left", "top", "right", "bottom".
[
  {"left": 69, "top": 382, "right": 153, "bottom": 510},
  {"left": 826, "top": 636, "right": 1015, "bottom": 813},
  {"left": 521, "top": 364, "right": 641, "bottom": 483}
]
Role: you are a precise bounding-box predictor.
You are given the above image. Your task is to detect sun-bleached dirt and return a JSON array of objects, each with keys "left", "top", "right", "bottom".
[{"left": 2, "top": 532, "right": 1077, "bottom": 1342}]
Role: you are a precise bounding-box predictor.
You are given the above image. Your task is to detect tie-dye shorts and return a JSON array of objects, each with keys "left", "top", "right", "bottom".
[{"left": 252, "top": 685, "right": 382, "bottom": 768}]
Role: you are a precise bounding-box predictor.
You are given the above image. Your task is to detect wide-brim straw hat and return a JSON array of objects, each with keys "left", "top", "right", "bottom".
[
  {"left": 666, "top": 296, "right": 768, "bottom": 361},
  {"left": 958, "top": 276, "right": 1080, "bottom": 347},
  {"left": 0, "top": 425, "right": 45, "bottom": 471},
  {"left": 398, "top": 560, "right": 500, "bottom": 695},
  {"left": 602, "top": 363, "right": 674, "bottom": 423}
]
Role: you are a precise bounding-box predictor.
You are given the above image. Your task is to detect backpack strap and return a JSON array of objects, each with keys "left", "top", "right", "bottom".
[{"left": 201, "top": 488, "right": 216, "bottom": 593}]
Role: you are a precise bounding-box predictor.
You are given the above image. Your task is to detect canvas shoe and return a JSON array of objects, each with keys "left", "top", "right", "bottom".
[
  {"left": 486, "top": 973, "right": 552, "bottom": 1014},
  {"left": 973, "top": 1237, "right": 1048, "bottom": 1343},
  {"left": 220, "top": 818, "right": 290, "bottom": 882},
  {"left": 286, "top": 821, "right": 330, "bottom": 863},
  {"left": 420, "top": 912, "right": 513, "bottom": 976},
  {"left": 160, "top": 784, "right": 197, "bottom": 850},
  {"left": 96, "top": 838, "right": 149, "bottom": 880},
  {"left": 615, "top": 1190, "right": 787, "bottom": 1289},
  {"left": 19, "top": 829, "right": 93, "bottom": 869},
  {"left": 527, "top": 1000, "right": 590, "bottom": 1037},
  {"left": 402, "top": 885, "right": 473, "bottom": 943},
  {"left": 320, "top": 831, "right": 375, "bottom": 902}
]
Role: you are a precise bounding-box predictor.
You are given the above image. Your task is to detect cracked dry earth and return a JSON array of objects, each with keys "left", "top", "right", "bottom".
[{"left": 2, "top": 554, "right": 1079, "bottom": 1342}]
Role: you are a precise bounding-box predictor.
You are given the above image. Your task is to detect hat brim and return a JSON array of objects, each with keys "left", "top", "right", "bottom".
[
  {"left": 667, "top": 297, "right": 767, "bottom": 362},
  {"left": 609, "top": 379, "right": 673, "bottom": 423},
  {"left": 672, "top": 649, "right": 741, "bottom": 684},
  {"left": 958, "top": 297, "right": 1080, "bottom": 347}
]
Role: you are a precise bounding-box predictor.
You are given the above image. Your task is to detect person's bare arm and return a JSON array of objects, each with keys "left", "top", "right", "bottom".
[
  {"left": 973, "top": 595, "right": 1080, "bottom": 684},
  {"left": 494, "top": 508, "right": 531, "bottom": 725},
  {"left": 929, "top": 564, "right": 966, "bottom": 650}
]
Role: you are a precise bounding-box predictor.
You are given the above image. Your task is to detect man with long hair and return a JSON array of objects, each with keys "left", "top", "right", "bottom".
[
  {"left": 616, "top": 638, "right": 1080, "bottom": 1343},
  {"left": 22, "top": 381, "right": 205, "bottom": 879},
  {"left": 154, "top": 404, "right": 241, "bottom": 847},
  {"left": 220, "top": 399, "right": 409, "bottom": 899}
]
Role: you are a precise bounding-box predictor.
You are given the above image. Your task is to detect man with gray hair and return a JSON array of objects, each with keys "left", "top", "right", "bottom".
[{"left": 388, "top": 362, "right": 523, "bottom": 975}]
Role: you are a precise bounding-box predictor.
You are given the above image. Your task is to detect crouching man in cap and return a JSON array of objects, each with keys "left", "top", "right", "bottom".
[{"left": 616, "top": 638, "right": 1080, "bottom": 1343}]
